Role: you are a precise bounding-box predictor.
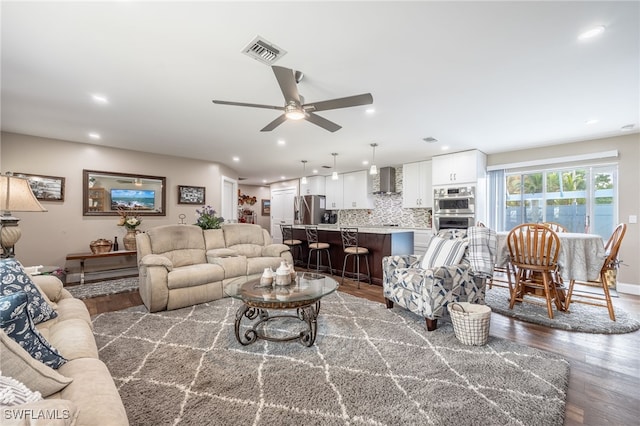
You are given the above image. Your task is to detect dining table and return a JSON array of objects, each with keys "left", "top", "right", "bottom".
[{"left": 496, "top": 231, "right": 606, "bottom": 283}]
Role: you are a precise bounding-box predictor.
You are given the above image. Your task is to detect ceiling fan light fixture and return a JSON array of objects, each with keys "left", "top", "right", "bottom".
[{"left": 284, "top": 103, "right": 305, "bottom": 120}]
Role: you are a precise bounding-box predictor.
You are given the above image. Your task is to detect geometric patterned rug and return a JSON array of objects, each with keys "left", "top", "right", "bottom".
[{"left": 93, "top": 292, "right": 569, "bottom": 425}]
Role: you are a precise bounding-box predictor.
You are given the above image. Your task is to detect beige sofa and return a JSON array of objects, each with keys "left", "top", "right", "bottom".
[
  {"left": 136, "top": 223, "right": 293, "bottom": 312},
  {"left": 1, "top": 274, "right": 128, "bottom": 425}
]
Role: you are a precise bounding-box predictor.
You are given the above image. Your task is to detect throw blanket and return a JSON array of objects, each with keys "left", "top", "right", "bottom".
[{"left": 466, "top": 226, "right": 497, "bottom": 278}]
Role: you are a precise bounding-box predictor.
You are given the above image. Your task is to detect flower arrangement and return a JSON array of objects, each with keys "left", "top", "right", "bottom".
[
  {"left": 238, "top": 190, "right": 257, "bottom": 206},
  {"left": 195, "top": 205, "right": 224, "bottom": 229},
  {"left": 116, "top": 208, "right": 142, "bottom": 230}
]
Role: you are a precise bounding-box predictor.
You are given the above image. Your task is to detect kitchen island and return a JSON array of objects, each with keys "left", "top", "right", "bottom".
[{"left": 292, "top": 225, "right": 414, "bottom": 286}]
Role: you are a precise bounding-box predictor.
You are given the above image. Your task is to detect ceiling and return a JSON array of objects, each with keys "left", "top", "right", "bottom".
[{"left": 2, "top": 1, "right": 638, "bottom": 185}]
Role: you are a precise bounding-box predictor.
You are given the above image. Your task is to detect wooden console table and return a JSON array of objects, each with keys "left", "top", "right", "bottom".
[{"left": 65, "top": 250, "right": 137, "bottom": 284}]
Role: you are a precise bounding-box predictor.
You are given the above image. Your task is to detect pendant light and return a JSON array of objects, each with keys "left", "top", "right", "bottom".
[
  {"left": 300, "top": 160, "right": 308, "bottom": 184},
  {"left": 331, "top": 153, "right": 339, "bottom": 180},
  {"left": 369, "top": 143, "right": 378, "bottom": 175}
]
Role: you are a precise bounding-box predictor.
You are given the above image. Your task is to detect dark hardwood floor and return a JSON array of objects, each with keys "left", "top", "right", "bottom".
[{"left": 83, "top": 274, "right": 640, "bottom": 425}]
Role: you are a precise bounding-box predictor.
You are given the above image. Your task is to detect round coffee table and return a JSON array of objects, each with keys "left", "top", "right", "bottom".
[{"left": 225, "top": 272, "right": 338, "bottom": 347}]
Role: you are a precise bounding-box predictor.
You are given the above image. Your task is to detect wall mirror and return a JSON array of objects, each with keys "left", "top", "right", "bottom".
[{"left": 83, "top": 169, "right": 166, "bottom": 216}]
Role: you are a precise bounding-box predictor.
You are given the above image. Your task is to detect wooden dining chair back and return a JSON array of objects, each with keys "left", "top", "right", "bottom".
[
  {"left": 565, "top": 223, "right": 627, "bottom": 321},
  {"left": 542, "top": 222, "right": 568, "bottom": 233},
  {"left": 280, "top": 224, "right": 302, "bottom": 265},
  {"left": 506, "top": 223, "right": 564, "bottom": 318}
]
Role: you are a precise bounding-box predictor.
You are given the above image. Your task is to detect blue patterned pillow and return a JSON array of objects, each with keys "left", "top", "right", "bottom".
[
  {"left": 0, "top": 292, "right": 67, "bottom": 369},
  {"left": 0, "top": 258, "right": 57, "bottom": 324}
]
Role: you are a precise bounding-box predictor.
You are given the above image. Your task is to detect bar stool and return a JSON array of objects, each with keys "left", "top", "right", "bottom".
[
  {"left": 340, "top": 227, "right": 371, "bottom": 288},
  {"left": 305, "top": 226, "right": 332, "bottom": 273},
  {"left": 280, "top": 224, "right": 302, "bottom": 265}
]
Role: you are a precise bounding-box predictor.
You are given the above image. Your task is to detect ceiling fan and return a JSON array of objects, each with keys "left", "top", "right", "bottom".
[{"left": 212, "top": 66, "right": 373, "bottom": 132}]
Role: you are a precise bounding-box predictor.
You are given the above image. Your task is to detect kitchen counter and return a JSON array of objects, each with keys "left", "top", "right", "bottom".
[
  {"left": 291, "top": 225, "right": 415, "bottom": 285},
  {"left": 294, "top": 224, "right": 432, "bottom": 234}
]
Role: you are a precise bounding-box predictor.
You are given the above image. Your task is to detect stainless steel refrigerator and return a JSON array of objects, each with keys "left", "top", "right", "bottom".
[{"left": 294, "top": 195, "right": 326, "bottom": 225}]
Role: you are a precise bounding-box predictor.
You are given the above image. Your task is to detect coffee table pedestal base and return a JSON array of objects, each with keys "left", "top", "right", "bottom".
[{"left": 234, "top": 301, "right": 321, "bottom": 347}]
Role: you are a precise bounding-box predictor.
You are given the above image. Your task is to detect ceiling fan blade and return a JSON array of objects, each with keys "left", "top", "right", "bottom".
[
  {"left": 212, "top": 100, "right": 283, "bottom": 111},
  {"left": 305, "top": 93, "right": 373, "bottom": 112},
  {"left": 260, "top": 114, "right": 288, "bottom": 132},
  {"left": 304, "top": 112, "right": 342, "bottom": 132},
  {"left": 272, "top": 66, "right": 300, "bottom": 104}
]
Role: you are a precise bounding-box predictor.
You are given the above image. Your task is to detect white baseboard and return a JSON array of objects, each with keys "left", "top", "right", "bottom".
[{"left": 616, "top": 282, "right": 640, "bottom": 296}]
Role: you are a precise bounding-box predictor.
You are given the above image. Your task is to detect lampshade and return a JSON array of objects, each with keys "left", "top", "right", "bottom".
[
  {"left": 369, "top": 143, "right": 378, "bottom": 175},
  {"left": 1, "top": 173, "right": 47, "bottom": 258},
  {"left": 331, "top": 153, "right": 339, "bottom": 180},
  {"left": 1, "top": 174, "right": 47, "bottom": 213}
]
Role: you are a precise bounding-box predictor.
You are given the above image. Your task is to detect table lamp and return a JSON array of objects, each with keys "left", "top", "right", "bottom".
[{"left": 0, "top": 172, "right": 47, "bottom": 258}]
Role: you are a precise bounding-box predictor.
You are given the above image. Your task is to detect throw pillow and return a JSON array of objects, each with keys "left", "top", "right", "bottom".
[
  {"left": 421, "top": 236, "right": 469, "bottom": 269},
  {"left": 0, "top": 292, "right": 67, "bottom": 369},
  {"left": 0, "top": 258, "right": 57, "bottom": 324},
  {"left": 0, "top": 331, "right": 72, "bottom": 397},
  {"left": 0, "top": 375, "right": 43, "bottom": 406}
]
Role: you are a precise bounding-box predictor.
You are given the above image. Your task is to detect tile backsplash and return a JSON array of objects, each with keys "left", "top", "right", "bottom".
[{"left": 334, "top": 166, "right": 432, "bottom": 228}]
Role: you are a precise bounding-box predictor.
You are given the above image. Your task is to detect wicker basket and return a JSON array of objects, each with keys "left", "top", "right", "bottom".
[
  {"left": 448, "top": 302, "right": 491, "bottom": 346},
  {"left": 89, "top": 239, "right": 113, "bottom": 254}
]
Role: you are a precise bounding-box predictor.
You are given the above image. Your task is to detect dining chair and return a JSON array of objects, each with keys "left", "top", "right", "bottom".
[
  {"left": 280, "top": 224, "right": 302, "bottom": 265},
  {"left": 479, "top": 222, "right": 513, "bottom": 291},
  {"left": 565, "top": 223, "right": 626, "bottom": 321},
  {"left": 305, "top": 226, "right": 332, "bottom": 273},
  {"left": 542, "top": 222, "right": 568, "bottom": 233},
  {"left": 506, "top": 223, "right": 564, "bottom": 319},
  {"left": 340, "top": 227, "right": 371, "bottom": 288}
]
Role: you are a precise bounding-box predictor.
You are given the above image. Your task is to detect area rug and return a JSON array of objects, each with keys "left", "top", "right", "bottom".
[
  {"left": 93, "top": 292, "right": 569, "bottom": 425},
  {"left": 67, "top": 277, "right": 138, "bottom": 299},
  {"left": 485, "top": 287, "right": 640, "bottom": 334}
]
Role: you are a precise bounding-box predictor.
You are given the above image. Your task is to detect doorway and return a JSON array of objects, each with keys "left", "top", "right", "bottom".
[
  {"left": 270, "top": 186, "right": 297, "bottom": 243},
  {"left": 221, "top": 176, "right": 238, "bottom": 223}
]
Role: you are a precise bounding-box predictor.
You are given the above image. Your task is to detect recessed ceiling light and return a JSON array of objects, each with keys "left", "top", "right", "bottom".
[
  {"left": 585, "top": 119, "right": 599, "bottom": 125},
  {"left": 363, "top": 160, "right": 369, "bottom": 165},
  {"left": 91, "top": 94, "right": 109, "bottom": 104},
  {"left": 262, "top": 179, "right": 267, "bottom": 183},
  {"left": 366, "top": 108, "right": 375, "bottom": 114},
  {"left": 312, "top": 169, "right": 318, "bottom": 174},
  {"left": 441, "top": 145, "right": 449, "bottom": 151},
  {"left": 232, "top": 156, "right": 240, "bottom": 162},
  {"left": 621, "top": 124, "right": 635, "bottom": 131},
  {"left": 277, "top": 140, "right": 285, "bottom": 146},
  {"left": 88, "top": 132, "right": 101, "bottom": 140},
  {"left": 578, "top": 25, "right": 605, "bottom": 41},
  {"left": 280, "top": 176, "right": 286, "bottom": 180}
]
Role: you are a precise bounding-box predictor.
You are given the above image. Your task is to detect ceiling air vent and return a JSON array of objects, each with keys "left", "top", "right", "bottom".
[
  {"left": 242, "top": 36, "right": 287, "bottom": 65},
  {"left": 423, "top": 137, "right": 438, "bottom": 143}
]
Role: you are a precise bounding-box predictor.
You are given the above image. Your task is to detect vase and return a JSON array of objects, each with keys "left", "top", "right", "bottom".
[{"left": 123, "top": 229, "right": 138, "bottom": 251}]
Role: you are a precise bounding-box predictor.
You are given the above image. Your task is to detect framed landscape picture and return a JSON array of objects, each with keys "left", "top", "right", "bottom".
[
  {"left": 16, "top": 173, "right": 65, "bottom": 201},
  {"left": 178, "top": 185, "right": 205, "bottom": 205},
  {"left": 261, "top": 199, "right": 271, "bottom": 216}
]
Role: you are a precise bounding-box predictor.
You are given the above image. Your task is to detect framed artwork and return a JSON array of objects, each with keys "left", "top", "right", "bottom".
[
  {"left": 178, "top": 185, "right": 206, "bottom": 205},
  {"left": 16, "top": 173, "right": 65, "bottom": 202},
  {"left": 261, "top": 199, "right": 271, "bottom": 216}
]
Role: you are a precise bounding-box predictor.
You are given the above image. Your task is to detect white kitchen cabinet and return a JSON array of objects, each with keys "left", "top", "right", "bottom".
[
  {"left": 300, "top": 175, "right": 325, "bottom": 195},
  {"left": 402, "top": 160, "right": 432, "bottom": 208},
  {"left": 325, "top": 175, "right": 344, "bottom": 210},
  {"left": 432, "top": 150, "right": 486, "bottom": 186},
  {"left": 342, "top": 170, "right": 374, "bottom": 209}
]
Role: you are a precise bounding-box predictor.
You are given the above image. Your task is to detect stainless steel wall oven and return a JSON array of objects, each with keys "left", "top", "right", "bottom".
[{"left": 433, "top": 186, "right": 476, "bottom": 230}]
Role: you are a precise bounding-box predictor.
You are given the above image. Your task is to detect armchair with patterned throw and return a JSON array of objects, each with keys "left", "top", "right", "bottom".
[{"left": 382, "top": 227, "right": 497, "bottom": 331}]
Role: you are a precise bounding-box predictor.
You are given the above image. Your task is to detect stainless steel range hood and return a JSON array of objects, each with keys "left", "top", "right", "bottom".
[{"left": 374, "top": 167, "right": 398, "bottom": 194}]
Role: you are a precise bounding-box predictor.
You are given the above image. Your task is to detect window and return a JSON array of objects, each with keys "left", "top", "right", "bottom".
[{"left": 496, "top": 164, "right": 617, "bottom": 238}]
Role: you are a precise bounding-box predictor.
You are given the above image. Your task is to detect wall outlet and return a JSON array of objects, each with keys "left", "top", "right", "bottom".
[{"left": 629, "top": 215, "right": 638, "bottom": 224}]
